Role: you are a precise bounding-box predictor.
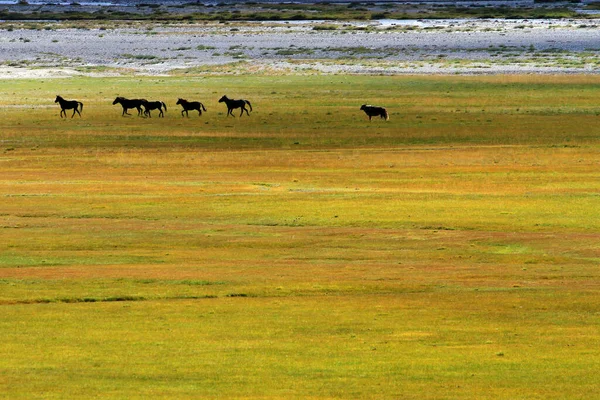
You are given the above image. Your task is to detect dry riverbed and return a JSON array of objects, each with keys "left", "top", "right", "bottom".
[{"left": 2, "top": 18, "right": 600, "bottom": 77}]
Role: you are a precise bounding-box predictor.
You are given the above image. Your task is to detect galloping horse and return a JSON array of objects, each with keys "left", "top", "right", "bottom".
[
  {"left": 142, "top": 100, "right": 167, "bottom": 118},
  {"left": 113, "top": 97, "right": 146, "bottom": 117},
  {"left": 218, "top": 95, "right": 252, "bottom": 117},
  {"left": 360, "top": 104, "right": 389, "bottom": 121},
  {"left": 55, "top": 95, "right": 83, "bottom": 118},
  {"left": 176, "top": 98, "right": 207, "bottom": 117}
]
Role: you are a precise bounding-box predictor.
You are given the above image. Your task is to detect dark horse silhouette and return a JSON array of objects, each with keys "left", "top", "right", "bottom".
[
  {"left": 142, "top": 100, "right": 167, "bottom": 118},
  {"left": 360, "top": 104, "right": 389, "bottom": 121},
  {"left": 113, "top": 97, "right": 146, "bottom": 117},
  {"left": 176, "top": 98, "right": 207, "bottom": 117},
  {"left": 218, "top": 95, "right": 252, "bottom": 117},
  {"left": 55, "top": 95, "right": 83, "bottom": 118}
]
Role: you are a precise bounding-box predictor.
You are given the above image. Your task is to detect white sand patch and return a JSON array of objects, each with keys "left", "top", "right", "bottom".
[{"left": 0, "top": 67, "right": 84, "bottom": 79}]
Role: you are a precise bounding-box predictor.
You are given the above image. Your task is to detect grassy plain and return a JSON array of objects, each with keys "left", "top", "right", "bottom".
[{"left": 0, "top": 74, "right": 599, "bottom": 399}]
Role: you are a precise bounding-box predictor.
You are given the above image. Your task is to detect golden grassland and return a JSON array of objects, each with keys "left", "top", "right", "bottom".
[{"left": 0, "top": 74, "right": 599, "bottom": 398}]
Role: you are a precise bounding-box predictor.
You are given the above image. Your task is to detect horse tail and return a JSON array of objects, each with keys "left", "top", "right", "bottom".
[
  {"left": 383, "top": 108, "right": 389, "bottom": 121},
  {"left": 201, "top": 103, "right": 207, "bottom": 112},
  {"left": 162, "top": 102, "right": 167, "bottom": 111},
  {"left": 245, "top": 100, "right": 253, "bottom": 112},
  {"left": 78, "top": 102, "right": 84, "bottom": 112}
]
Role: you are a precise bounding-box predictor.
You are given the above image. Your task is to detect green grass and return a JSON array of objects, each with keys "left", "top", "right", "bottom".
[{"left": 0, "top": 75, "right": 599, "bottom": 398}]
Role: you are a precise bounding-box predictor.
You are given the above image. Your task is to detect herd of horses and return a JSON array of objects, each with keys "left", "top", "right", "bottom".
[{"left": 55, "top": 95, "right": 389, "bottom": 121}]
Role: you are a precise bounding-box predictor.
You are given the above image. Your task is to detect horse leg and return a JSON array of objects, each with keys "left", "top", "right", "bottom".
[
  {"left": 60, "top": 109, "right": 66, "bottom": 118},
  {"left": 71, "top": 108, "right": 77, "bottom": 118},
  {"left": 159, "top": 108, "right": 164, "bottom": 118}
]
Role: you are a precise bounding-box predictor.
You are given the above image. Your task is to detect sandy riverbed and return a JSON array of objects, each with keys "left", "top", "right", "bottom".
[{"left": 1, "top": 18, "right": 600, "bottom": 78}]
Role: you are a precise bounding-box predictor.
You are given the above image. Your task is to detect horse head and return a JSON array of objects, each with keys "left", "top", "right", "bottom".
[
  {"left": 55, "top": 95, "right": 62, "bottom": 103},
  {"left": 218, "top": 95, "right": 228, "bottom": 103},
  {"left": 176, "top": 98, "right": 184, "bottom": 105},
  {"left": 112, "top": 97, "right": 122, "bottom": 105}
]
